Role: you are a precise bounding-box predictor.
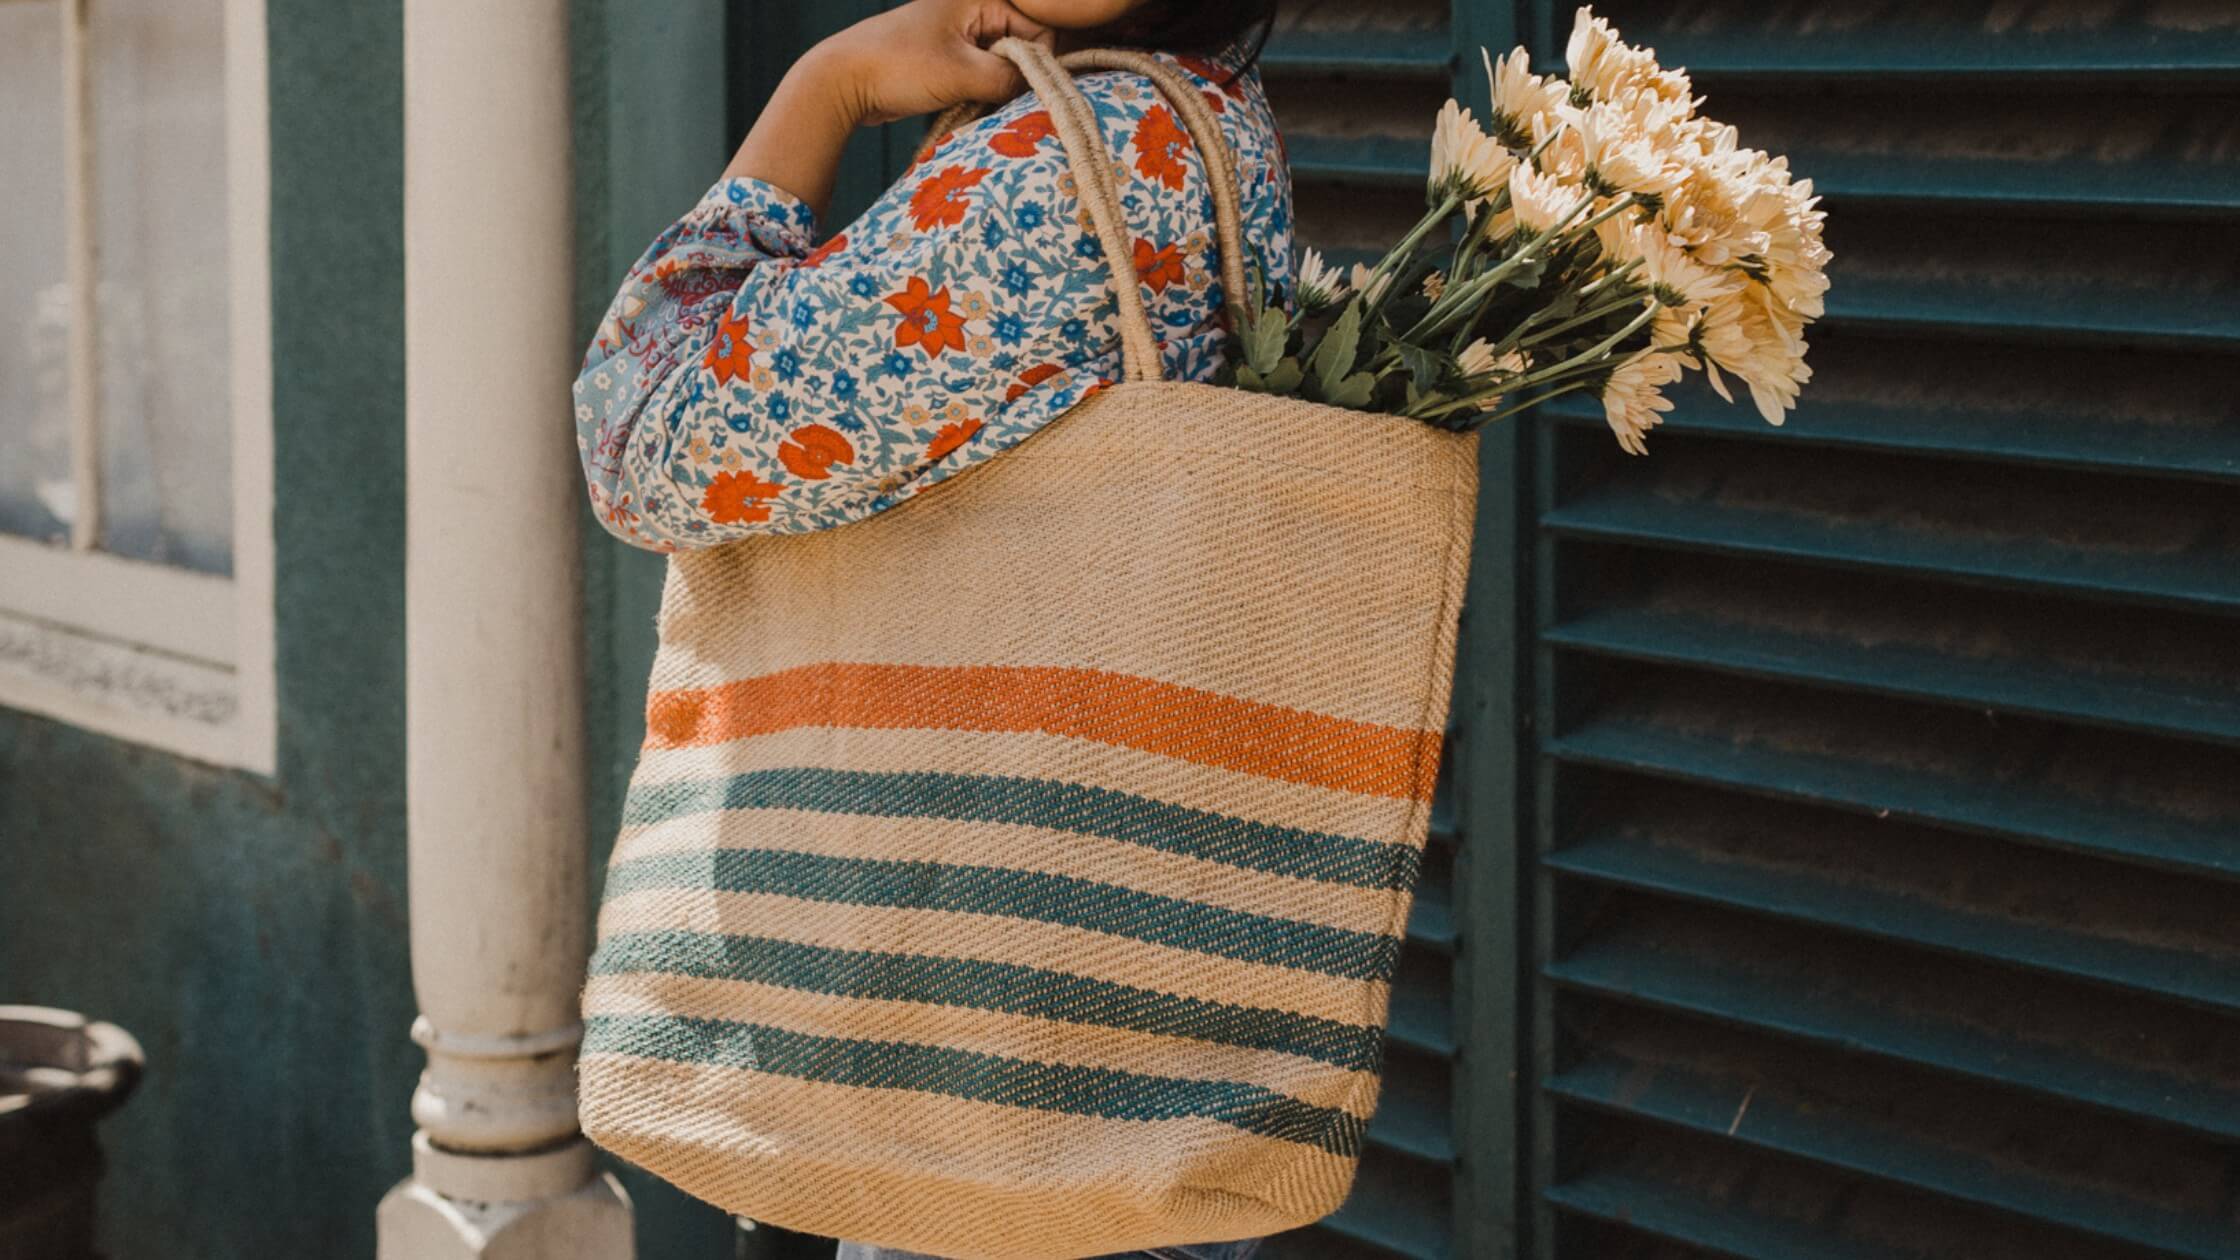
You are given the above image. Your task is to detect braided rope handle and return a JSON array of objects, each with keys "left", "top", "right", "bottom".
[{"left": 916, "top": 39, "right": 1255, "bottom": 383}]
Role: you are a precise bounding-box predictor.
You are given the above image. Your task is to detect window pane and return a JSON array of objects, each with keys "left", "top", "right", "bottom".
[
  {"left": 0, "top": 3, "right": 74, "bottom": 548},
  {"left": 93, "top": 0, "right": 233, "bottom": 575}
]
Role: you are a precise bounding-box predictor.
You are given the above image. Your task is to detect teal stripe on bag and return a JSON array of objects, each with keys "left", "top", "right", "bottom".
[
  {"left": 591, "top": 928, "right": 1387, "bottom": 1073},
  {"left": 582, "top": 1011, "right": 1366, "bottom": 1156},
  {"left": 603, "top": 848, "right": 1402, "bottom": 982},
  {"left": 624, "top": 768, "right": 1418, "bottom": 891}
]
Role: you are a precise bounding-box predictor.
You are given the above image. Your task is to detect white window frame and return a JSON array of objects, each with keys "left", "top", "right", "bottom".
[{"left": 0, "top": 0, "right": 275, "bottom": 775}]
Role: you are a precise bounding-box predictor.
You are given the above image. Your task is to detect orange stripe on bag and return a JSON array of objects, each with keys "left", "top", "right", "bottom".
[{"left": 644, "top": 661, "right": 1439, "bottom": 802}]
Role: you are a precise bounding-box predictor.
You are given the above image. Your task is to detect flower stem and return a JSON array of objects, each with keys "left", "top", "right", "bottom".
[
  {"left": 1359, "top": 192, "right": 1463, "bottom": 327},
  {"left": 1513, "top": 302, "right": 1658, "bottom": 389},
  {"left": 1514, "top": 290, "right": 1651, "bottom": 350},
  {"left": 1575, "top": 194, "right": 1640, "bottom": 235},
  {"left": 1474, "top": 380, "right": 1592, "bottom": 426},
  {"left": 1416, "top": 301, "right": 1657, "bottom": 419},
  {"left": 1447, "top": 191, "right": 1512, "bottom": 278}
]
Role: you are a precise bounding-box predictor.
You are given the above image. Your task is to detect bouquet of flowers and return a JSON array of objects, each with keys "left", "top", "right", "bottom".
[{"left": 1225, "top": 7, "right": 1830, "bottom": 452}]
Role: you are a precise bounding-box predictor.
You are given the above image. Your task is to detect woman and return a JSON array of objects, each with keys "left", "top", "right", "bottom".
[
  {"left": 574, "top": 0, "right": 1289, "bottom": 555},
  {"left": 577, "top": 2, "right": 1290, "bottom": 1257}
]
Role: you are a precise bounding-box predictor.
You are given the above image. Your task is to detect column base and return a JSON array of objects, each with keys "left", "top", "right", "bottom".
[{"left": 377, "top": 1135, "right": 633, "bottom": 1260}]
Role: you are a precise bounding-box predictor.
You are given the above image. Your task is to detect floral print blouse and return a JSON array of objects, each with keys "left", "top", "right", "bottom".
[{"left": 573, "top": 44, "right": 1293, "bottom": 551}]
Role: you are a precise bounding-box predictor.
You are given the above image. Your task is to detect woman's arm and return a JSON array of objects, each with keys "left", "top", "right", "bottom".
[
  {"left": 574, "top": 2, "right": 1252, "bottom": 552},
  {"left": 725, "top": 2, "right": 1050, "bottom": 219},
  {"left": 574, "top": 1, "right": 1067, "bottom": 551}
]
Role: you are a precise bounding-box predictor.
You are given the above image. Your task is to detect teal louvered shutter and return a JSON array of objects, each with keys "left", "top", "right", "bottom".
[{"left": 1503, "top": 3, "right": 2240, "bottom": 1258}]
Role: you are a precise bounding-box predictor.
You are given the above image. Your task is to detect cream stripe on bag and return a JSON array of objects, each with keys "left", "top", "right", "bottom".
[{"left": 579, "top": 39, "right": 1478, "bottom": 1260}]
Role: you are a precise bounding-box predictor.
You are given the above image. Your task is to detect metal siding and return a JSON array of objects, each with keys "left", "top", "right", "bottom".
[{"left": 1521, "top": 3, "right": 2240, "bottom": 1258}]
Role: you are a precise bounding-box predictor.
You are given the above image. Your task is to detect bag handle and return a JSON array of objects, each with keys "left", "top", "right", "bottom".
[{"left": 920, "top": 39, "right": 1254, "bottom": 384}]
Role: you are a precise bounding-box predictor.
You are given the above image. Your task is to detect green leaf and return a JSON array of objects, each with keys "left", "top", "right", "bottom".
[
  {"left": 1326, "top": 370, "right": 1376, "bottom": 409},
  {"left": 1244, "top": 306, "right": 1289, "bottom": 375},
  {"left": 1393, "top": 340, "right": 1449, "bottom": 391},
  {"left": 1502, "top": 254, "right": 1548, "bottom": 289},
  {"left": 1234, "top": 363, "right": 1267, "bottom": 392},
  {"left": 1357, "top": 320, "right": 1383, "bottom": 365},
  {"left": 1309, "top": 300, "right": 1364, "bottom": 398},
  {"left": 1265, "top": 357, "right": 1304, "bottom": 394}
]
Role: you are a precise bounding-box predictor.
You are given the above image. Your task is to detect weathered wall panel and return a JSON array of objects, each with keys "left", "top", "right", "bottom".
[{"left": 0, "top": 4, "right": 413, "bottom": 1256}]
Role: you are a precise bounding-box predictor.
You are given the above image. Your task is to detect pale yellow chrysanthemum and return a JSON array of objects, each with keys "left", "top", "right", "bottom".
[
  {"left": 1671, "top": 114, "right": 1740, "bottom": 162},
  {"left": 1602, "top": 87, "right": 1700, "bottom": 162},
  {"left": 1482, "top": 47, "right": 1564, "bottom": 148},
  {"left": 1660, "top": 151, "right": 1759, "bottom": 265},
  {"left": 1595, "top": 214, "right": 1643, "bottom": 265},
  {"left": 1508, "top": 162, "right": 1586, "bottom": 234},
  {"left": 1564, "top": 9, "right": 1628, "bottom": 98},
  {"left": 1565, "top": 7, "right": 1692, "bottom": 106},
  {"left": 1422, "top": 271, "right": 1446, "bottom": 300},
  {"left": 1601, "top": 348, "right": 1684, "bottom": 454},
  {"left": 1759, "top": 177, "right": 1833, "bottom": 318},
  {"left": 1458, "top": 338, "right": 1529, "bottom": 378},
  {"left": 1528, "top": 109, "right": 1588, "bottom": 183},
  {"left": 1688, "top": 288, "right": 1812, "bottom": 425},
  {"left": 1430, "top": 99, "right": 1514, "bottom": 202},
  {"left": 1563, "top": 101, "right": 1685, "bottom": 200},
  {"left": 1598, "top": 218, "right": 1733, "bottom": 355},
  {"left": 1666, "top": 142, "right": 1830, "bottom": 345},
  {"left": 1633, "top": 223, "right": 1737, "bottom": 308},
  {"left": 1295, "top": 247, "right": 1347, "bottom": 310},
  {"left": 1455, "top": 340, "right": 1530, "bottom": 411},
  {"left": 1349, "top": 261, "right": 1394, "bottom": 304}
]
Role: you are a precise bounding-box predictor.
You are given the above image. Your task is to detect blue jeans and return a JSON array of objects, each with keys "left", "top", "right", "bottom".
[{"left": 836, "top": 1239, "right": 1264, "bottom": 1260}]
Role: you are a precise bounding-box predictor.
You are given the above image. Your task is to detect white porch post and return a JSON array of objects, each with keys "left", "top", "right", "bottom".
[{"left": 378, "top": 1, "right": 633, "bottom": 1256}]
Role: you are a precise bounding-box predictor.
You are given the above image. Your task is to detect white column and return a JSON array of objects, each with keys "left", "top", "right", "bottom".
[{"left": 378, "top": 1, "right": 633, "bottom": 1256}]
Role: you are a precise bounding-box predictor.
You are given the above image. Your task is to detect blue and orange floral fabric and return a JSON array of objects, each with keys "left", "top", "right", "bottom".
[{"left": 574, "top": 46, "right": 1295, "bottom": 552}]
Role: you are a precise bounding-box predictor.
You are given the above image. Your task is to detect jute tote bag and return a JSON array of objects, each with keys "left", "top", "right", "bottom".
[{"left": 579, "top": 39, "right": 1479, "bottom": 1259}]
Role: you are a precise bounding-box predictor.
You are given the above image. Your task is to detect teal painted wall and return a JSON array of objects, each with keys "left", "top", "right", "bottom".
[
  {"left": 0, "top": 3, "right": 745, "bottom": 1256},
  {"left": 0, "top": 3, "right": 414, "bottom": 1257}
]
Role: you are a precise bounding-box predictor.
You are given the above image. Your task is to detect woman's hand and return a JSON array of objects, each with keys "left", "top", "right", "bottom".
[
  {"left": 723, "top": 0, "right": 1051, "bottom": 217},
  {"left": 811, "top": 0, "right": 1054, "bottom": 127}
]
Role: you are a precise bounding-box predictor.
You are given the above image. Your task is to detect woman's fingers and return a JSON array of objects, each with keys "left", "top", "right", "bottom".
[
  {"left": 956, "top": 42, "right": 1029, "bottom": 103},
  {"left": 954, "top": 0, "right": 1055, "bottom": 102},
  {"left": 953, "top": 1, "right": 1048, "bottom": 103},
  {"left": 977, "top": 0, "right": 1050, "bottom": 45}
]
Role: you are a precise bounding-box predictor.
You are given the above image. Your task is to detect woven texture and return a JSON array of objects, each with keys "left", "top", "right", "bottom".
[{"left": 579, "top": 39, "right": 1481, "bottom": 1260}]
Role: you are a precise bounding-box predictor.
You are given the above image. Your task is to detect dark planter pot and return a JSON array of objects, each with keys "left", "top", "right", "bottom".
[{"left": 0, "top": 1007, "right": 144, "bottom": 1260}]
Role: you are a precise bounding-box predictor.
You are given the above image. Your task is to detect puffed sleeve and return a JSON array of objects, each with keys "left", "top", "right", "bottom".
[{"left": 573, "top": 66, "right": 1265, "bottom": 551}]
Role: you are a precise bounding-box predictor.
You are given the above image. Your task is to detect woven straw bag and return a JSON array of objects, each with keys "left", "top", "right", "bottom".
[{"left": 579, "top": 39, "right": 1479, "bottom": 1259}]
